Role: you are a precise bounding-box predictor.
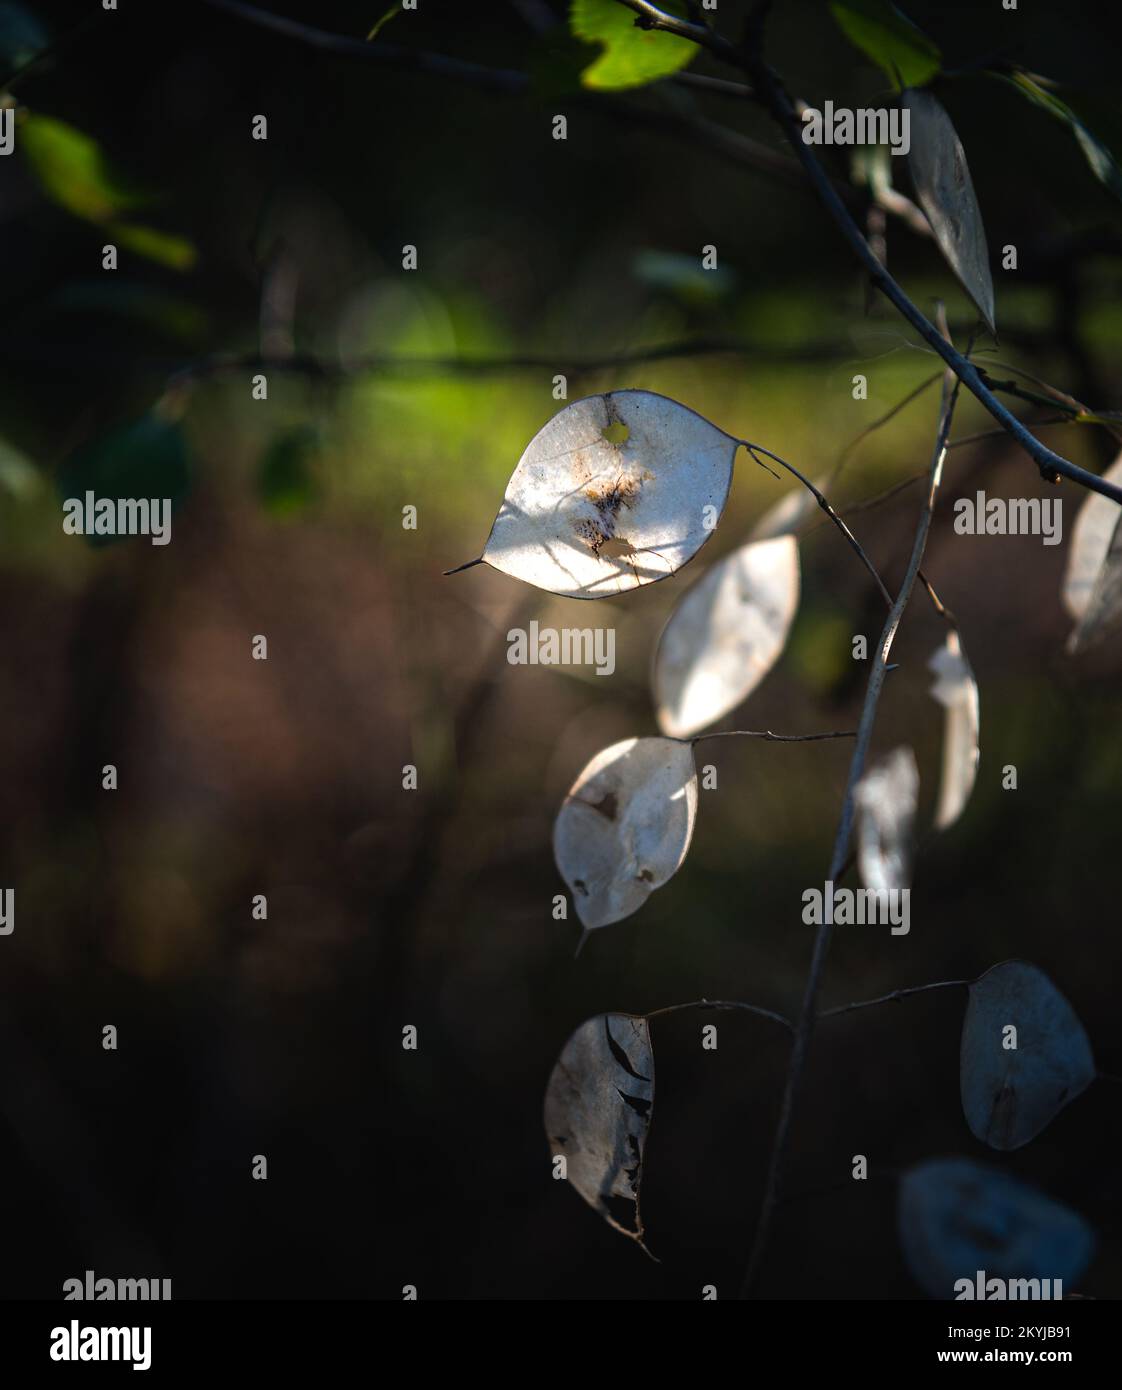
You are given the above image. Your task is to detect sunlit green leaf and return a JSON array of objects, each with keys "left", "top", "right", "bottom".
[
  {"left": 570, "top": 0, "right": 695, "bottom": 91},
  {"left": 829, "top": 0, "right": 940, "bottom": 90},
  {"left": 57, "top": 413, "right": 190, "bottom": 548},
  {"left": 994, "top": 67, "right": 1122, "bottom": 202}
]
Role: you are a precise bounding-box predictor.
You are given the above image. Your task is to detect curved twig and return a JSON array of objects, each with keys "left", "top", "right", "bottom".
[
  {"left": 646, "top": 999, "right": 794, "bottom": 1032},
  {"left": 818, "top": 979, "right": 972, "bottom": 1019},
  {"left": 744, "top": 442, "right": 893, "bottom": 608}
]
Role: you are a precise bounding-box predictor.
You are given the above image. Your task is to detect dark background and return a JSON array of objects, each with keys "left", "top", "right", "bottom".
[{"left": 1, "top": 0, "right": 1121, "bottom": 1299}]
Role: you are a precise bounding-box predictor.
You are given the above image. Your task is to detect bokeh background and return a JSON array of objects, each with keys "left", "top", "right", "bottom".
[{"left": 1, "top": 0, "right": 1121, "bottom": 1299}]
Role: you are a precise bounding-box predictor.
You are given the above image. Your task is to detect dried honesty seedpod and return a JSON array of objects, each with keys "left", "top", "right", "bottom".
[
  {"left": 544, "top": 1013, "right": 655, "bottom": 1251},
  {"left": 1072, "top": 513, "right": 1122, "bottom": 652},
  {"left": 904, "top": 88, "right": 995, "bottom": 335},
  {"left": 927, "top": 630, "right": 979, "bottom": 831},
  {"left": 1063, "top": 452, "right": 1122, "bottom": 651},
  {"left": 450, "top": 390, "right": 738, "bottom": 598},
  {"left": 653, "top": 535, "right": 800, "bottom": 738},
  {"left": 898, "top": 1158, "right": 1094, "bottom": 1300},
  {"left": 553, "top": 736, "right": 698, "bottom": 930},
  {"left": 960, "top": 960, "right": 1095, "bottom": 1151},
  {"left": 854, "top": 746, "right": 919, "bottom": 893}
]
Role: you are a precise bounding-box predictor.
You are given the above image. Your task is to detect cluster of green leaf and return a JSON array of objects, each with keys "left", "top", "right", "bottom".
[{"left": 557, "top": 0, "right": 1120, "bottom": 208}]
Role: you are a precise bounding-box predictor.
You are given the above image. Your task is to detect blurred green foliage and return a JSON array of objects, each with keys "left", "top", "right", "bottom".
[
  {"left": 258, "top": 423, "right": 323, "bottom": 517},
  {"left": 56, "top": 412, "right": 190, "bottom": 546},
  {"left": 20, "top": 112, "right": 196, "bottom": 268}
]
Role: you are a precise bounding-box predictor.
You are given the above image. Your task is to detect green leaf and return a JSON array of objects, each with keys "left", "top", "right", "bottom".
[
  {"left": 20, "top": 114, "right": 197, "bottom": 270},
  {"left": 829, "top": 0, "right": 940, "bottom": 90},
  {"left": 258, "top": 424, "right": 321, "bottom": 517},
  {"left": 20, "top": 114, "right": 147, "bottom": 222},
  {"left": 108, "top": 220, "right": 197, "bottom": 272},
  {"left": 570, "top": 0, "right": 695, "bottom": 91},
  {"left": 994, "top": 67, "right": 1122, "bottom": 203},
  {"left": 0, "top": 1, "right": 48, "bottom": 73},
  {"left": 57, "top": 414, "right": 191, "bottom": 548}
]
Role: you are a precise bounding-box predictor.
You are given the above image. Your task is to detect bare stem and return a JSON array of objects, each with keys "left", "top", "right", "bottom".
[
  {"left": 646, "top": 999, "right": 794, "bottom": 1032},
  {"left": 616, "top": 1, "right": 1122, "bottom": 504},
  {"left": 740, "top": 54, "right": 1122, "bottom": 506},
  {"left": 744, "top": 442, "right": 893, "bottom": 608},
  {"left": 739, "top": 327, "right": 964, "bottom": 1299},
  {"left": 828, "top": 372, "right": 943, "bottom": 488},
  {"left": 688, "top": 728, "right": 856, "bottom": 744},
  {"left": 614, "top": 0, "right": 735, "bottom": 54},
  {"left": 162, "top": 338, "right": 878, "bottom": 391},
  {"left": 818, "top": 979, "right": 972, "bottom": 1019}
]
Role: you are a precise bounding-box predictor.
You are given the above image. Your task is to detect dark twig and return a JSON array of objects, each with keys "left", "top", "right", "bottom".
[
  {"left": 688, "top": 728, "right": 856, "bottom": 744},
  {"left": 163, "top": 338, "right": 870, "bottom": 391},
  {"left": 646, "top": 999, "right": 794, "bottom": 1032},
  {"left": 196, "top": 0, "right": 846, "bottom": 205},
  {"left": 818, "top": 979, "right": 972, "bottom": 1019},
  {"left": 741, "top": 315, "right": 964, "bottom": 1298},
  {"left": 738, "top": 51, "right": 1122, "bottom": 505},
  {"left": 745, "top": 443, "right": 893, "bottom": 607}
]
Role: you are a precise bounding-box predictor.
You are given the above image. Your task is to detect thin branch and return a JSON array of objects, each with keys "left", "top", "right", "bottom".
[
  {"left": 196, "top": 0, "right": 840, "bottom": 206},
  {"left": 977, "top": 359, "right": 1122, "bottom": 442},
  {"left": 738, "top": 51, "right": 1122, "bottom": 506},
  {"left": 948, "top": 417, "right": 1071, "bottom": 449},
  {"left": 162, "top": 338, "right": 863, "bottom": 390},
  {"left": 671, "top": 71, "right": 753, "bottom": 100},
  {"left": 199, "top": 0, "right": 530, "bottom": 90},
  {"left": 741, "top": 318, "right": 965, "bottom": 1299},
  {"left": 618, "top": 0, "right": 1118, "bottom": 499},
  {"left": 829, "top": 371, "right": 943, "bottom": 487},
  {"left": 818, "top": 979, "right": 972, "bottom": 1019},
  {"left": 688, "top": 728, "right": 856, "bottom": 744},
  {"left": 646, "top": 999, "right": 794, "bottom": 1032},
  {"left": 832, "top": 470, "right": 927, "bottom": 520},
  {"left": 744, "top": 442, "right": 893, "bottom": 607},
  {"left": 917, "top": 571, "right": 959, "bottom": 628},
  {"left": 613, "top": 0, "right": 736, "bottom": 56}
]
